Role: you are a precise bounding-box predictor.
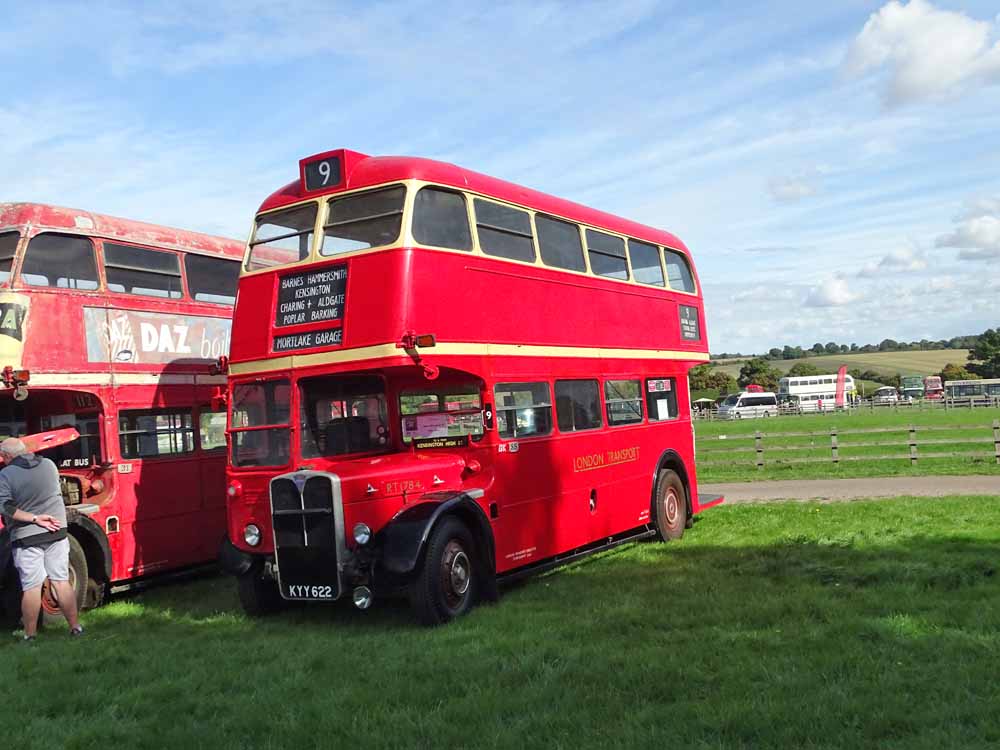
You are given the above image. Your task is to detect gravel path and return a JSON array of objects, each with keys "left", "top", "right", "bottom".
[{"left": 700, "top": 475, "right": 1000, "bottom": 503}]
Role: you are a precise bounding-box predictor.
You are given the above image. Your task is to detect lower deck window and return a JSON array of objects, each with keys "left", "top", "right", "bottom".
[
  {"left": 299, "top": 374, "right": 389, "bottom": 457},
  {"left": 119, "top": 410, "right": 194, "bottom": 458},
  {"left": 555, "top": 380, "right": 602, "bottom": 431},
  {"left": 646, "top": 378, "right": 678, "bottom": 421},
  {"left": 400, "top": 386, "right": 483, "bottom": 443},
  {"left": 494, "top": 382, "right": 552, "bottom": 438},
  {"left": 605, "top": 379, "right": 643, "bottom": 426}
]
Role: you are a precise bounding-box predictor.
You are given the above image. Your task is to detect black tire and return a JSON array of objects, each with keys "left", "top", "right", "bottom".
[
  {"left": 237, "top": 567, "right": 285, "bottom": 616},
  {"left": 40, "top": 535, "right": 88, "bottom": 624},
  {"left": 1, "top": 568, "right": 21, "bottom": 629},
  {"left": 653, "top": 469, "right": 688, "bottom": 542},
  {"left": 409, "top": 517, "right": 477, "bottom": 626}
]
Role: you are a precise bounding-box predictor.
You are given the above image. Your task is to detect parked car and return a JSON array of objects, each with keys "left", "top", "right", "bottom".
[
  {"left": 871, "top": 386, "right": 900, "bottom": 405},
  {"left": 717, "top": 391, "right": 779, "bottom": 419}
]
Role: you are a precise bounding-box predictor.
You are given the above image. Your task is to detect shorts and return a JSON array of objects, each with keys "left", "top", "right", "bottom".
[{"left": 12, "top": 538, "right": 70, "bottom": 591}]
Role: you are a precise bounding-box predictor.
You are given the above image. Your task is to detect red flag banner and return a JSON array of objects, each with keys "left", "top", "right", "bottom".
[{"left": 835, "top": 365, "right": 847, "bottom": 408}]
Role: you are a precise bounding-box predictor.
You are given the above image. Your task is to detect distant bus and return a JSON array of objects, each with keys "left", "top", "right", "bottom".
[
  {"left": 777, "top": 373, "right": 856, "bottom": 411},
  {"left": 944, "top": 378, "right": 1000, "bottom": 406},
  {"left": 923, "top": 375, "right": 943, "bottom": 400},
  {"left": 901, "top": 375, "right": 925, "bottom": 400},
  {"left": 0, "top": 202, "right": 243, "bottom": 623}
]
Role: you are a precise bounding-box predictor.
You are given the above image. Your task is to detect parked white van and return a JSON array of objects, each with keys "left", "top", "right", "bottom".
[{"left": 717, "top": 391, "right": 779, "bottom": 419}]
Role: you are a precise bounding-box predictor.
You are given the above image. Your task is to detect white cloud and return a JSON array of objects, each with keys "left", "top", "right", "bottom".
[
  {"left": 935, "top": 196, "right": 1000, "bottom": 260},
  {"left": 844, "top": 0, "right": 1000, "bottom": 107},
  {"left": 857, "top": 246, "right": 928, "bottom": 276},
  {"left": 767, "top": 173, "right": 820, "bottom": 203},
  {"left": 804, "top": 277, "right": 862, "bottom": 307}
]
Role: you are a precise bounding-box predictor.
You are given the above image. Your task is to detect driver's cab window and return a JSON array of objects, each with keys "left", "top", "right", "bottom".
[
  {"left": 299, "top": 374, "right": 389, "bottom": 458},
  {"left": 399, "top": 385, "right": 483, "bottom": 444}
]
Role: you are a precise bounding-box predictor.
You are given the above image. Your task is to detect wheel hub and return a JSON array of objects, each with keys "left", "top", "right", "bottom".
[
  {"left": 664, "top": 488, "right": 679, "bottom": 525},
  {"left": 441, "top": 540, "right": 471, "bottom": 606}
]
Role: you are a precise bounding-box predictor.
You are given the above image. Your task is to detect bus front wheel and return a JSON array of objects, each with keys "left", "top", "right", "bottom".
[
  {"left": 409, "top": 516, "right": 477, "bottom": 626},
  {"left": 40, "top": 535, "right": 88, "bottom": 624},
  {"left": 237, "top": 567, "right": 285, "bottom": 616},
  {"left": 653, "top": 469, "right": 687, "bottom": 542}
]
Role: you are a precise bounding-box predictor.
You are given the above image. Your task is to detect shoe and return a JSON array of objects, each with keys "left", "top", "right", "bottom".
[
  {"left": 69, "top": 625, "right": 85, "bottom": 637},
  {"left": 22, "top": 635, "right": 35, "bottom": 644}
]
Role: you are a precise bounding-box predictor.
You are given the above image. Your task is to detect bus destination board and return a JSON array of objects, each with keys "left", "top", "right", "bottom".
[
  {"left": 679, "top": 305, "right": 700, "bottom": 341},
  {"left": 275, "top": 265, "right": 347, "bottom": 328},
  {"left": 273, "top": 327, "right": 343, "bottom": 353}
]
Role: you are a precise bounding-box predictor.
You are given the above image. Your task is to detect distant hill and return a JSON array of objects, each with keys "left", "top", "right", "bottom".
[{"left": 712, "top": 350, "right": 973, "bottom": 379}]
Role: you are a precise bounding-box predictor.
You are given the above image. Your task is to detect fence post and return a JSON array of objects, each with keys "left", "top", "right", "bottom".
[
  {"left": 755, "top": 430, "right": 763, "bottom": 470},
  {"left": 909, "top": 425, "right": 917, "bottom": 466},
  {"left": 830, "top": 427, "right": 839, "bottom": 464},
  {"left": 993, "top": 419, "right": 999, "bottom": 465}
]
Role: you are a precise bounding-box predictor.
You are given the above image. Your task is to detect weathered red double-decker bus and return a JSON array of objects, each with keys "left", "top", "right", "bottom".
[
  {"left": 0, "top": 203, "right": 243, "bottom": 622},
  {"left": 221, "top": 150, "right": 722, "bottom": 624}
]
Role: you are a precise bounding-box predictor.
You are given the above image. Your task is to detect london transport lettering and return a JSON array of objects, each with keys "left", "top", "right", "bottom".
[{"left": 573, "top": 446, "right": 640, "bottom": 472}]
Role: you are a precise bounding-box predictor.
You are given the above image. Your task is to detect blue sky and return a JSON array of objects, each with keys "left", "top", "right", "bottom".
[{"left": 2, "top": 0, "right": 999, "bottom": 353}]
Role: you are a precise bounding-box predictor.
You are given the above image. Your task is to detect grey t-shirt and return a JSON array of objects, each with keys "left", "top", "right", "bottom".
[{"left": 0, "top": 454, "right": 67, "bottom": 547}]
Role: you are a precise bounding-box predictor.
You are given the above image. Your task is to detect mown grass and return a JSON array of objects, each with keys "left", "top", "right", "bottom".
[
  {"left": 712, "top": 349, "right": 973, "bottom": 379},
  {"left": 3, "top": 496, "right": 1000, "bottom": 749},
  {"left": 696, "top": 407, "right": 1000, "bottom": 482}
]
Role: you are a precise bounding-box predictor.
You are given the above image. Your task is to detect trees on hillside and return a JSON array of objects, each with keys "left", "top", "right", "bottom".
[
  {"left": 968, "top": 328, "right": 1000, "bottom": 378},
  {"left": 689, "top": 364, "right": 738, "bottom": 395},
  {"left": 737, "top": 358, "right": 782, "bottom": 391},
  {"left": 940, "top": 363, "right": 979, "bottom": 382},
  {"left": 787, "top": 362, "right": 822, "bottom": 377}
]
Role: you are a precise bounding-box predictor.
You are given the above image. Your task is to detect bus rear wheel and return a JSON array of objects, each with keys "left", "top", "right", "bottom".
[
  {"left": 653, "top": 469, "right": 687, "bottom": 542},
  {"left": 40, "top": 535, "right": 88, "bottom": 624},
  {"left": 409, "top": 517, "right": 477, "bottom": 626},
  {"left": 237, "top": 567, "right": 285, "bottom": 616}
]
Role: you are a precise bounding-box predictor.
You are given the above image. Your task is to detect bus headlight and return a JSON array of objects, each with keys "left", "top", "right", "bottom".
[
  {"left": 243, "top": 524, "right": 262, "bottom": 547},
  {"left": 353, "top": 522, "right": 372, "bottom": 546}
]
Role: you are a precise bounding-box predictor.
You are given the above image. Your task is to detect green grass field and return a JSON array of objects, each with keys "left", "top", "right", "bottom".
[
  {"left": 713, "top": 349, "right": 973, "bottom": 379},
  {"left": 696, "top": 406, "right": 1000, "bottom": 482},
  {"left": 3, "top": 496, "right": 999, "bottom": 749}
]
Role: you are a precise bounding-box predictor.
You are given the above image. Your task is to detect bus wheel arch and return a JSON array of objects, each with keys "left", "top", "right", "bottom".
[
  {"left": 651, "top": 451, "right": 691, "bottom": 540},
  {"left": 68, "top": 516, "right": 112, "bottom": 609}
]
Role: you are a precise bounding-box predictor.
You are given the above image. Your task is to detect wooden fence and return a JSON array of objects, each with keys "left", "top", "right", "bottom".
[{"left": 698, "top": 419, "right": 1000, "bottom": 469}]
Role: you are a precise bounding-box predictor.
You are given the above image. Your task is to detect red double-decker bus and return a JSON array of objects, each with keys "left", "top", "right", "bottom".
[
  {"left": 0, "top": 203, "right": 243, "bottom": 622},
  {"left": 221, "top": 149, "right": 722, "bottom": 624}
]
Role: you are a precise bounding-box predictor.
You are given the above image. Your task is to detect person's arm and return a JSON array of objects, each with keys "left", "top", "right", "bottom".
[{"left": 8, "top": 507, "right": 61, "bottom": 532}]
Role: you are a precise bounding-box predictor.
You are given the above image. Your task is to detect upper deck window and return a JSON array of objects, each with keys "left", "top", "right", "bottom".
[
  {"left": 248, "top": 204, "right": 317, "bottom": 271},
  {"left": 628, "top": 240, "right": 664, "bottom": 287},
  {"left": 185, "top": 254, "right": 239, "bottom": 305},
  {"left": 536, "top": 215, "right": 585, "bottom": 272},
  {"left": 21, "top": 233, "right": 99, "bottom": 290},
  {"left": 664, "top": 249, "right": 696, "bottom": 293},
  {"left": 412, "top": 187, "right": 472, "bottom": 251},
  {"left": 105, "top": 243, "right": 182, "bottom": 299},
  {"left": 474, "top": 199, "right": 535, "bottom": 263},
  {"left": 321, "top": 186, "right": 405, "bottom": 256},
  {"left": 585, "top": 229, "right": 628, "bottom": 280},
  {"left": 0, "top": 232, "right": 18, "bottom": 283}
]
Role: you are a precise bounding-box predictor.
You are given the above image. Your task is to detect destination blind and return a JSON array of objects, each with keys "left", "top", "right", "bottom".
[{"left": 275, "top": 265, "right": 347, "bottom": 328}]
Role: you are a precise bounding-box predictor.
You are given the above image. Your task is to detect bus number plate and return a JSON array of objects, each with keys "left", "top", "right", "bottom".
[{"left": 286, "top": 584, "right": 334, "bottom": 600}]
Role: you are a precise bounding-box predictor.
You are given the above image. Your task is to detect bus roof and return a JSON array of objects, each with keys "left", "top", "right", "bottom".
[
  {"left": 0, "top": 202, "right": 243, "bottom": 260},
  {"left": 258, "top": 150, "right": 690, "bottom": 254}
]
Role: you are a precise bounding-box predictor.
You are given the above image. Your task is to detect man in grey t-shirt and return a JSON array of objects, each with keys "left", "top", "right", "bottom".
[{"left": 0, "top": 438, "right": 83, "bottom": 641}]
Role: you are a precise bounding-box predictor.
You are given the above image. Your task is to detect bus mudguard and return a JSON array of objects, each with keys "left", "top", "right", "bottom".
[
  {"left": 379, "top": 489, "right": 496, "bottom": 584},
  {"left": 219, "top": 535, "right": 256, "bottom": 576},
  {"left": 68, "top": 513, "right": 113, "bottom": 581}
]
